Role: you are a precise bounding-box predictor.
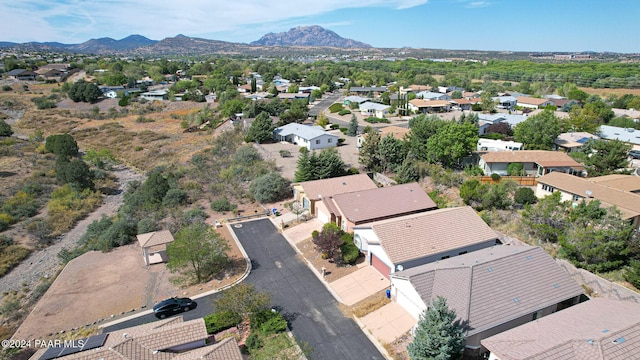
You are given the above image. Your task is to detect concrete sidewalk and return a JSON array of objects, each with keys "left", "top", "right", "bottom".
[{"left": 283, "top": 218, "right": 323, "bottom": 245}]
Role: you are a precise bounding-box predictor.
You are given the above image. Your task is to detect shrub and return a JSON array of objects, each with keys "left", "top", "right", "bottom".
[
  {"left": 338, "top": 109, "right": 351, "bottom": 116},
  {"left": 136, "top": 116, "right": 155, "bottom": 123},
  {"left": 134, "top": 146, "right": 143, "bottom": 151},
  {"left": 211, "top": 197, "right": 236, "bottom": 212},
  {"left": 245, "top": 332, "right": 263, "bottom": 350},
  {"left": 491, "top": 173, "right": 501, "bottom": 181},
  {"left": 250, "top": 173, "right": 291, "bottom": 203},
  {"left": 330, "top": 124, "right": 340, "bottom": 130},
  {"left": 338, "top": 138, "right": 346, "bottom": 145},
  {"left": 364, "top": 116, "right": 390, "bottom": 124},
  {"left": 340, "top": 234, "right": 360, "bottom": 265},
  {"left": 251, "top": 309, "right": 288, "bottom": 335},
  {"left": 279, "top": 150, "right": 292, "bottom": 158},
  {"left": 514, "top": 187, "right": 537, "bottom": 205},
  {"left": 0, "top": 245, "right": 32, "bottom": 276},
  {"left": 311, "top": 230, "right": 319, "bottom": 239},
  {"left": 204, "top": 310, "right": 243, "bottom": 334},
  {"left": 506, "top": 162, "right": 524, "bottom": 176},
  {"left": 2, "top": 85, "right": 12, "bottom": 91}
]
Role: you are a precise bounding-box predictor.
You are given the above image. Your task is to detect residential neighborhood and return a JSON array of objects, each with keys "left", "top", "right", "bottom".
[{"left": 2, "top": 29, "right": 640, "bottom": 360}]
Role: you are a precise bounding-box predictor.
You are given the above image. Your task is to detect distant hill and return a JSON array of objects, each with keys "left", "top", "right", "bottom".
[
  {"left": 0, "top": 35, "right": 157, "bottom": 54},
  {"left": 250, "top": 25, "right": 371, "bottom": 48}
]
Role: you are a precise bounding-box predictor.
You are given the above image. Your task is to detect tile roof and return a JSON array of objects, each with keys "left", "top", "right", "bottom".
[
  {"left": 344, "top": 95, "right": 370, "bottom": 103},
  {"left": 295, "top": 173, "right": 377, "bottom": 201},
  {"left": 30, "top": 317, "right": 213, "bottom": 360},
  {"left": 330, "top": 183, "right": 437, "bottom": 223},
  {"left": 274, "top": 123, "right": 337, "bottom": 141},
  {"left": 589, "top": 174, "right": 640, "bottom": 192},
  {"left": 480, "top": 150, "right": 584, "bottom": 168},
  {"left": 450, "top": 98, "right": 481, "bottom": 105},
  {"left": 393, "top": 245, "right": 584, "bottom": 337},
  {"left": 172, "top": 337, "right": 243, "bottom": 360},
  {"left": 368, "top": 206, "right": 498, "bottom": 264},
  {"left": 537, "top": 172, "right": 640, "bottom": 219},
  {"left": 137, "top": 230, "right": 174, "bottom": 248},
  {"left": 481, "top": 298, "right": 640, "bottom": 360},
  {"left": 378, "top": 125, "right": 410, "bottom": 140}
]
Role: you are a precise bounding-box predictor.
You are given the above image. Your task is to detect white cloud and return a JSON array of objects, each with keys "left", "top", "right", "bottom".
[
  {"left": 465, "top": 1, "right": 492, "bottom": 8},
  {"left": 0, "top": 0, "right": 428, "bottom": 43}
]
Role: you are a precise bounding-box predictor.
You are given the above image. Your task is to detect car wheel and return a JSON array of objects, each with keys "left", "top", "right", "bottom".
[
  {"left": 159, "top": 313, "right": 166, "bottom": 319},
  {"left": 183, "top": 306, "right": 190, "bottom": 312}
]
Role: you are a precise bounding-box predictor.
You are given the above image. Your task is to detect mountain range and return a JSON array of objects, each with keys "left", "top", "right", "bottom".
[{"left": 0, "top": 26, "right": 371, "bottom": 55}]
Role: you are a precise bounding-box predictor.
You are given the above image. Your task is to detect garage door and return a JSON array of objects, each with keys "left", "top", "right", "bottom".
[{"left": 371, "top": 254, "right": 391, "bottom": 280}]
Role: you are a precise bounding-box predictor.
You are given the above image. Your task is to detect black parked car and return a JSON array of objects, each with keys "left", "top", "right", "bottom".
[
  {"left": 152, "top": 297, "right": 197, "bottom": 319},
  {"left": 630, "top": 150, "right": 640, "bottom": 160}
]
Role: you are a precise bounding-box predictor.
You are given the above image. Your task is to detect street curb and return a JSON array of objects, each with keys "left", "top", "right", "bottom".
[{"left": 99, "top": 222, "right": 253, "bottom": 329}]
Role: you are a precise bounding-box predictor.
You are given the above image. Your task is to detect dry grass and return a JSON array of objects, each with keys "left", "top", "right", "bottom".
[
  {"left": 351, "top": 292, "right": 391, "bottom": 318},
  {"left": 579, "top": 87, "right": 640, "bottom": 97}
]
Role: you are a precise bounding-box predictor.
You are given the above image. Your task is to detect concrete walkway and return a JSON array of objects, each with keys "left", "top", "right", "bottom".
[
  {"left": 359, "top": 302, "right": 417, "bottom": 344},
  {"left": 330, "top": 266, "right": 390, "bottom": 306}
]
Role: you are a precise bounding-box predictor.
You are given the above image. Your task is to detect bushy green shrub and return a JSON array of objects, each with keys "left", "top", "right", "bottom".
[
  {"left": 340, "top": 234, "right": 360, "bottom": 265},
  {"left": 491, "top": 173, "right": 501, "bottom": 181},
  {"left": 2, "top": 85, "right": 12, "bottom": 91},
  {"left": 162, "top": 188, "right": 188, "bottom": 206},
  {"left": 338, "top": 109, "right": 351, "bottom": 116},
  {"left": 251, "top": 309, "right": 288, "bottom": 335},
  {"left": 364, "top": 116, "right": 390, "bottom": 124},
  {"left": 204, "top": 310, "right": 243, "bottom": 334},
  {"left": 514, "top": 187, "right": 537, "bottom": 205},
  {"left": 245, "top": 332, "right": 263, "bottom": 350},
  {"left": 211, "top": 197, "right": 236, "bottom": 212}
]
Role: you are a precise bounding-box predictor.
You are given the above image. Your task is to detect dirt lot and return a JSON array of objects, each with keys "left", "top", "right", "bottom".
[{"left": 13, "top": 224, "right": 245, "bottom": 340}]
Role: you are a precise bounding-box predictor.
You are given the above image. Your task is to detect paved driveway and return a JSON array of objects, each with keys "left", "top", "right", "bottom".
[
  {"left": 330, "top": 266, "right": 390, "bottom": 306},
  {"left": 232, "top": 218, "right": 384, "bottom": 360},
  {"left": 360, "top": 302, "right": 416, "bottom": 344}
]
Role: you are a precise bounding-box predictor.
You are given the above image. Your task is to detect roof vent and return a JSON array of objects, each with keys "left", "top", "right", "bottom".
[
  {"left": 553, "top": 283, "right": 560, "bottom": 288},
  {"left": 587, "top": 339, "right": 594, "bottom": 345},
  {"left": 613, "top": 337, "right": 626, "bottom": 344},
  {"left": 585, "top": 190, "right": 593, "bottom": 198},
  {"left": 602, "top": 329, "right": 610, "bottom": 333},
  {"left": 123, "top": 333, "right": 128, "bottom": 339},
  {"left": 342, "top": 182, "right": 347, "bottom": 185},
  {"left": 513, "top": 297, "right": 520, "bottom": 303},
  {"left": 487, "top": 267, "right": 493, "bottom": 272}
]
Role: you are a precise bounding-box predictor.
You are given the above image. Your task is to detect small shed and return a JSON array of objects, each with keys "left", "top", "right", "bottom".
[{"left": 137, "top": 230, "right": 174, "bottom": 266}]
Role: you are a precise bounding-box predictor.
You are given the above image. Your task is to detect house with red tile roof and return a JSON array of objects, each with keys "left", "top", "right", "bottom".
[
  {"left": 408, "top": 99, "right": 451, "bottom": 113},
  {"left": 352, "top": 206, "right": 500, "bottom": 279},
  {"left": 292, "top": 174, "right": 378, "bottom": 220},
  {"left": 321, "top": 182, "right": 437, "bottom": 232},
  {"left": 482, "top": 298, "right": 640, "bottom": 360},
  {"left": 478, "top": 150, "right": 584, "bottom": 177},
  {"left": 391, "top": 245, "right": 584, "bottom": 356}
]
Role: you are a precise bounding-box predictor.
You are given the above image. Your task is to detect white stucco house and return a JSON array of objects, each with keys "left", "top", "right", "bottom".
[
  {"left": 273, "top": 123, "right": 339, "bottom": 150},
  {"left": 359, "top": 102, "right": 391, "bottom": 118}
]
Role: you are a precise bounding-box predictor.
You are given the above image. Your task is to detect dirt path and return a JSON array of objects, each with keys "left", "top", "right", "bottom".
[{"left": 0, "top": 165, "right": 145, "bottom": 302}]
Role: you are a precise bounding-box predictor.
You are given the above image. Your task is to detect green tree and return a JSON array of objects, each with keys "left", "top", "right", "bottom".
[
  {"left": 56, "top": 159, "right": 95, "bottom": 191},
  {"left": 359, "top": 129, "right": 382, "bottom": 172},
  {"left": 312, "top": 223, "right": 344, "bottom": 263},
  {"left": 45, "top": 133, "right": 79, "bottom": 159},
  {"left": 167, "top": 222, "right": 230, "bottom": 284},
  {"left": 425, "top": 122, "right": 478, "bottom": 167},
  {"left": 250, "top": 172, "right": 291, "bottom": 203},
  {"left": 408, "top": 115, "right": 444, "bottom": 161},
  {"left": 212, "top": 283, "right": 271, "bottom": 318},
  {"left": 559, "top": 202, "right": 634, "bottom": 273},
  {"left": 408, "top": 296, "right": 465, "bottom": 360},
  {"left": 294, "top": 149, "right": 317, "bottom": 182},
  {"left": 513, "top": 110, "right": 561, "bottom": 150},
  {"left": 220, "top": 99, "right": 245, "bottom": 118},
  {"left": 395, "top": 154, "right": 421, "bottom": 184},
  {"left": 480, "top": 91, "right": 496, "bottom": 113},
  {"left": 522, "top": 192, "right": 569, "bottom": 243},
  {"left": 316, "top": 148, "right": 347, "bottom": 179},
  {"left": 347, "top": 114, "right": 359, "bottom": 136},
  {"left": 245, "top": 111, "right": 274, "bottom": 143},
  {"left": 378, "top": 134, "right": 406, "bottom": 173},
  {"left": 450, "top": 90, "right": 462, "bottom": 99},
  {"left": 506, "top": 162, "right": 525, "bottom": 176},
  {"left": 580, "top": 139, "right": 631, "bottom": 176},
  {"left": 0, "top": 119, "right": 13, "bottom": 137},
  {"left": 514, "top": 187, "right": 537, "bottom": 205}
]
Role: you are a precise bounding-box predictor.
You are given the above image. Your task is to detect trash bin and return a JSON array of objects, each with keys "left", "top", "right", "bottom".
[{"left": 385, "top": 289, "right": 391, "bottom": 299}]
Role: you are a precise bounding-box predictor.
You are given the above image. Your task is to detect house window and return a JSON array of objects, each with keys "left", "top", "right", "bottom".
[
  {"left": 315, "top": 140, "right": 320, "bottom": 145},
  {"left": 328, "top": 138, "right": 332, "bottom": 143},
  {"left": 572, "top": 194, "right": 580, "bottom": 202},
  {"left": 532, "top": 310, "right": 543, "bottom": 320}
]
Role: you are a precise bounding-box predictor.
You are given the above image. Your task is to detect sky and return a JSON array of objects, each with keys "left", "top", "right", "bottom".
[{"left": 1, "top": 0, "right": 639, "bottom": 53}]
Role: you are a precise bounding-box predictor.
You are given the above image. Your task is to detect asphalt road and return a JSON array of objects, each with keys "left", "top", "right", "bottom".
[{"left": 105, "top": 218, "right": 384, "bottom": 359}]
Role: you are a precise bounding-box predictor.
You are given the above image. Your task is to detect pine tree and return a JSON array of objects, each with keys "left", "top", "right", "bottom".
[
  {"left": 408, "top": 296, "right": 465, "bottom": 360},
  {"left": 347, "top": 114, "right": 359, "bottom": 136}
]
